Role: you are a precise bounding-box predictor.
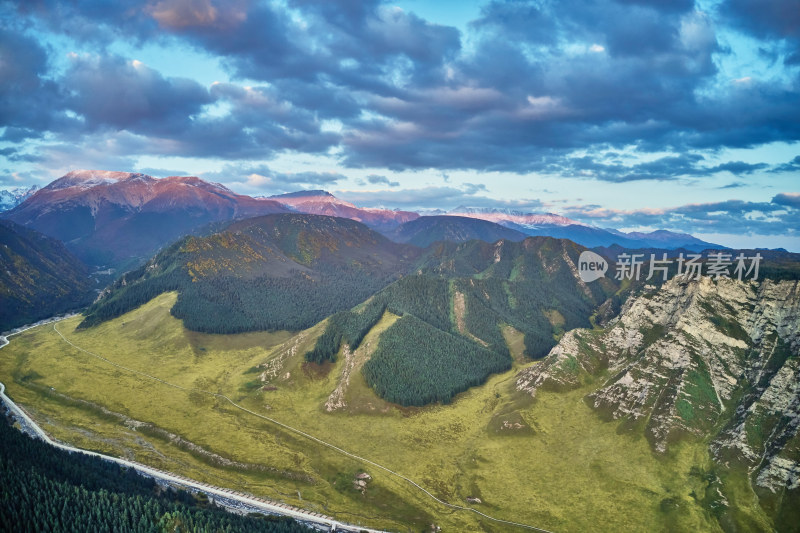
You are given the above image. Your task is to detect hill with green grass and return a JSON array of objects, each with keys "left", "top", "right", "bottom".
[
  {"left": 0, "top": 293, "right": 735, "bottom": 532},
  {"left": 305, "top": 237, "right": 619, "bottom": 406},
  {"left": 81, "top": 215, "right": 621, "bottom": 406}
]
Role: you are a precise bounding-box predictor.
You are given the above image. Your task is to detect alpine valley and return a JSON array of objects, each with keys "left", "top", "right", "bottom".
[{"left": 1, "top": 171, "right": 799, "bottom": 532}]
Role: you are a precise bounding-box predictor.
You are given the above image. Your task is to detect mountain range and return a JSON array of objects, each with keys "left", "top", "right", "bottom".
[
  {"left": 0, "top": 171, "right": 721, "bottom": 272},
  {"left": 267, "top": 190, "right": 419, "bottom": 233},
  {"left": 386, "top": 215, "right": 528, "bottom": 247},
  {"left": 445, "top": 206, "right": 718, "bottom": 250},
  {"left": 0, "top": 185, "right": 38, "bottom": 211},
  {"left": 80, "top": 213, "right": 418, "bottom": 333},
  {"left": 1, "top": 169, "right": 798, "bottom": 532},
  {"left": 1, "top": 171, "right": 290, "bottom": 269},
  {"left": 82, "top": 212, "right": 619, "bottom": 406}
]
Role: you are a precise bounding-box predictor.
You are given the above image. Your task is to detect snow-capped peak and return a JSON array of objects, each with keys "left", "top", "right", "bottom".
[
  {"left": 0, "top": 185, "right": 40, "bottom": 211},
  {"left": 270, "top": 190, "right": 357, "bottom": 209},
  {"left": 447, "top": 206, "right": 582, "bottom": 227},
  {"left": 47, "top": 170, "right": 154, "bottom": 190}
]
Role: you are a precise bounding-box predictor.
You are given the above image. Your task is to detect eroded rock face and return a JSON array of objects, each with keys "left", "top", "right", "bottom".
[{"left": 516, "top": 276, "right": 800, "bottom": 497}]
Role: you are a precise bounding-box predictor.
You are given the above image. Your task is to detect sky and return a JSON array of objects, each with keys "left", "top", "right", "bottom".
[{"left": 1, "top": 0, "right": 799, "bottom": 250}]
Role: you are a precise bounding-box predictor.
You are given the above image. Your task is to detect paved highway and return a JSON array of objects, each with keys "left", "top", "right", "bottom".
[{"left": 0, "top": 378, "right": 387, "bottom": 532}]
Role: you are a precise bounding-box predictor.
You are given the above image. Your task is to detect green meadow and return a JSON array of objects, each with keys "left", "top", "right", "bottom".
[{"left": 0, "top": 292, "right": 732, "bottom": 531}]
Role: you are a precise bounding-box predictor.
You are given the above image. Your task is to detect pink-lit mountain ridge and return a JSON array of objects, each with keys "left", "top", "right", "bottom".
[
  {"left": 267, "top": 190, "right": 419, "bottom": 233},
  {"left": 1, "top": 170, "right": 720, "bottom": 270},
  {"left": 3, "top": 170, "right": 289, "bottom": 269}
]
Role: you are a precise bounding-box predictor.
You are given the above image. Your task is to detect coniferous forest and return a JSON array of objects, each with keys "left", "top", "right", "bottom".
[
  {"left": 80, "top": 214, "right": 416, "bottom": 333},
  {"left": 0, "top": 415, "right": 309, "bottom": 532},
  {"left": 305, "top": 274, "right": 452, "bottom": 364},
  {"left": 305, "top": 237, "right": 619, "bottom": 406},
  {"left": 362, "top": 315, "right": 511, "bottom": 406},
  {"left": 0, "top": 220, "right": 96, "bottom": 332},
  {"left": 80, "top": 215, "right": 621, "bottom": 407}
]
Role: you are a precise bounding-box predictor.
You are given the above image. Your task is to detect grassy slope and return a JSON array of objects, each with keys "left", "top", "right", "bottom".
[{"left": 1, "top": 292, "right": 722, "bottom": 532}]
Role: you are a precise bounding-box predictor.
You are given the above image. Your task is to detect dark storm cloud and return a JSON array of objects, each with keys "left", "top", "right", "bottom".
[
  {"left": 189, "top": 119, "right": 337, "bottom": 159},
  {"left": 770, "top": 155, "right": 800, "bottom": 173},
  {"left": 710, "top": 161, "right": 769, "bottom": 174},
  {"left": 0, "top": 27, "right": 67, "bottom": 133},
  {"left": 340, "top": 0, "right": 739, "bottom": 172},
  {"left": 162, "top": 1, "right": 318, "bottom": 82},
  {"left": 208, "top": 83, "right": 325, "bottom": 135},
  {"left": 721, "top": 0, "right": 800, "bottom": 73},
  {"left": 563, "top": 154, "right": 706, "bottom": 182},
  {"left": 268, "top": 79, "right": 363, "bottom": 120},
  {"left": 2, "top": 0, "right": 799, "bottom": 182},
  {"left": 29, "top": 137, "right": 140, "bottom": 171},
  {"left": 553, "top": 155, "right": 772, "bottom": 182},
  {"left": 670, "top": 78, "right": 800, "bottom": 150},
  {"left": 471, "top": 1, "right": 557, "bottom": 45},
  {"left": 721, "top": 0, "right": 800, "bottom": 41},
  {"left": 63, "top": 54, "right": 213, "bottom": 134},
  {"left": 718, "top": 182, "right": 746, "bottom": 189},
  {"left": 135, "top": 0, "right": 460, "bottom": 102},
  {"left": 289, "top": 0, "right": 461, "bottom": 88},
  {"left": 12, "top": 0, "right": 161, "bottom": 45},
  {"left": 1, "top": 44, "right": 340, "bottom": 161},
  {"left": 0, "top": 147, "right": 41, "bottom": 163},
  {"left": 614, "top": 0, "right": 695, "bottom": 13},
  {"left": 1, "top": 127, "right": 44, "bottom": 142},
  {"left": 3, "top": 0, "right": 451, "bottom": 161},
  {"left": 33, "top": 114, "right": 337, "bottom": 163}
]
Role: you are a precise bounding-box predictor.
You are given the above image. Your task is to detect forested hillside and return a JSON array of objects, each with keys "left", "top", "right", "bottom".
[
  {"left": 420, "top": 238, "right": 618, "bottom": 356},
  {"left": 78, "top": 213, "right": 629, "bottom": 407},
  {"left": 362, "top": 314, "right": 510, "bottom": 405},
  {"left": 388, "top": 215, "right": 527, "bottom": 247},
  {"left": 0, "top": 220, "right": 96, "bottom": 332},
  {"left": 307, "top": 237, "right": 619, "bottom": 405},
  {"left": 0, "top": 415, "right": 309, "bottom": 532},
  {"left": 80, "top": 214, "right": 418, "bottom": 333}
]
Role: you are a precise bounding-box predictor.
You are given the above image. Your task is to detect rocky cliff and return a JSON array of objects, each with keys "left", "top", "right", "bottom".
[{"left": 516, "top": 276, "right": 800, "bottom": 524}]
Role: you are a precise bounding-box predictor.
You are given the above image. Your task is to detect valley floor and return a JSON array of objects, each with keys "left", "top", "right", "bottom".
[{"left": 0, "top": 293, "right": 741, "bottom": 532}]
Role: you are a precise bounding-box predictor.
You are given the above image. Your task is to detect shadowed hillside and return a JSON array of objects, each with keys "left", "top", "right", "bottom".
[
  {"left": 80, "top": 214, "right": 419, "bottom": 333},
  {"left": 0, "top": 220, "right": 95, "bottom": 331}
]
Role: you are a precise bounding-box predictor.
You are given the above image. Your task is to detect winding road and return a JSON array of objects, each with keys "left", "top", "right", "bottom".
[
  {"left": 1, "top": 317, "right": 554, "bottom": 533},
  {"left": 1, "top": 379, "right": 379, "bottom": 532}
]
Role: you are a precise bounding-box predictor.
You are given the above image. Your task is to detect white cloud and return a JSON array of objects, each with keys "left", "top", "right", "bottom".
[{"left": 245, "top": 173, "right": 273, "bottom": 188}]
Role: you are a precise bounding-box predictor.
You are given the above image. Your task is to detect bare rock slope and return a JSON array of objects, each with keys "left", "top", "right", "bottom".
[{"left": 516, "top": 276, "right": 800, "bottom": 520}]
